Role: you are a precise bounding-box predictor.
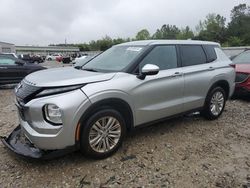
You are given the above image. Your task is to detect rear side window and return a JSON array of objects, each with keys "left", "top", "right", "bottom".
[
  {"left": 180, "top": 45, "right": 206, "bottom": 67},
  {"left": 139, "top": 45, "right": 178, "bottom": 71},
  {"left": 203, "top": 45, "right": 217, "bottom": 62}
]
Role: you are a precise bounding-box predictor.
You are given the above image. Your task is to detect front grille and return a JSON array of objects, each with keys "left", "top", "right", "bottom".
[
  {"left": 15, "top": 80, "right": 41, "bottom": 103},
  {"left": 235, "top": 73, "right": 249, "bottom": 83},
  {"left": 16, "top": 102, "right": 26, "bottom": 121}
]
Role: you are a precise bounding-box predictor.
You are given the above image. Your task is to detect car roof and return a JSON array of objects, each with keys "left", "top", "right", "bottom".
[{"left": 116, "top": 40, "right": 220, "bottom": 47}]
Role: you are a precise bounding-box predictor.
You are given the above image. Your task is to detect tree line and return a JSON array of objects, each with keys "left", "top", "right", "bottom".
[{"left": 51, "top": 3, "right": 250, "bottom": 51}]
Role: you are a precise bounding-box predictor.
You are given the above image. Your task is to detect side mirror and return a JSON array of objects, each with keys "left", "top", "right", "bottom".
[
  {"left": 137, "top": 64, "right": 159, "bottom": 80},
  {"left": 15, "top": 61, "right": 24, "bottom": 66}
]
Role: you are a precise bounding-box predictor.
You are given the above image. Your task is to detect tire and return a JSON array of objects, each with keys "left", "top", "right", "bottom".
[
  {"left": 80, "top": 108, "right": 126, "bottom": 159},
  {"left": 201, "top": 86, "right": 226, "bottom": 120},
  {"left": 48, "top": 58, "right": 52, "bottom": 61}
]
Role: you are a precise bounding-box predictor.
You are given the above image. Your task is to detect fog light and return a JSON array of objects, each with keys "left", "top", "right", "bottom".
[{"left": 44, "top": 104, "right": 62, "bottom": 125}]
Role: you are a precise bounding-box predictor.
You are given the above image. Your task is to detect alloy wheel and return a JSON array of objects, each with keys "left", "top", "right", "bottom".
[
  {"left": 88, "top": 116, "right": 121, "bottom": 153},
  {"left": 210, "top": 91, "right": 225, "bottom": 116}
]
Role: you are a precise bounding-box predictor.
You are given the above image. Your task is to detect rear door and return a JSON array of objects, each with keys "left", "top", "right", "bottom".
[
  {"left": 180, "top": 45, "right": 218, "bottom": 111},
  {"left": 132, "top": 45, "right": 185, "bottom": 125}
]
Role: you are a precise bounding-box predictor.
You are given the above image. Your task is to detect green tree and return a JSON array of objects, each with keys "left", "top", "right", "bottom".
[
  {"left": 77, "top": 43, "right": 90, "bottom": 51},
  {"left": 177, "top": 26, "right": 194, "bottom": 39},
  {"left": 227, "top": 36, "right": 244, "bottom": 46},
  {"left": 135, "top": 29, "right": 151, "bottom": 40},
  {"left": 227, "top": 4, "right": 250, "bottom": 45},
  {"left": 196, "top": 14, "right": 227, "bottom": 43},
  {"left": 152, "top": 24, "right": 180, "bottom": 39},
  {"left": 97, "top": 36, "right": 113, "bottom": 51}
]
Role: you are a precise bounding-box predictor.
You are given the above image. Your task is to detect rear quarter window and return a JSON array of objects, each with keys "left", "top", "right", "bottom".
[
  {"left": 180, "top": 45, "right": 206, "bottom": 67},
  {"left": 203, "top": 45, "right": 217, "bottom": 62},
  {"left": 214, "top": 48, "right": 230, "bottom": 61}
]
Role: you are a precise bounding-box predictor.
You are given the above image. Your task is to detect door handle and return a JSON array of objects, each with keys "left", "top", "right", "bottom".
[
  {"left": 171, "top": 72, "right": 182, "bottom": 77},
  {"left": 0, "top": 67, "right": 7, "bottom": 69},
  {"left": 208, "top": 67, "right": 215, "bottom": 71}
]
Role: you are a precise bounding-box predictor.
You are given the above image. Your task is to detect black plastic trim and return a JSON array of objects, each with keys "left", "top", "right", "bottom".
[
  {"left": 1, "top": 125, "right": 77, "bottom": 160},
  {"left": 133, "top": 107, "right": 203, "bottom": 130}
]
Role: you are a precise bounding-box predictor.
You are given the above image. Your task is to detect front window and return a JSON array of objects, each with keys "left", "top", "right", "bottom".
[
  {"left": 233, "top": 50, "right": 250, "bottom": 64},
  {"left": 0, "top": 57, "right": 16, "bottom": 65},
  {"left": 139, "top": 45, "right": 178, "bottom": 71},
  {"left": 82, "top": 46, "right": 145, "bottom": 72}
]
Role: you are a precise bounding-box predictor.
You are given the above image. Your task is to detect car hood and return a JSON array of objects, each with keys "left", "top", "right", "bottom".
[
  {"left": 25, "top": 67, "right": 116, "bottom": 87},
  {"left": 234, "top": 64, "right": 250, "bottom": 74}
]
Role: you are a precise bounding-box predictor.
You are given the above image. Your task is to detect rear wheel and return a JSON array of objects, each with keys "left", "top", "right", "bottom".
[
  {"left": 201, "top": 87, "right": 226, "bottom": 120},
  {"left": 80, "top": 108, "right": 126, "bottom": 159}
]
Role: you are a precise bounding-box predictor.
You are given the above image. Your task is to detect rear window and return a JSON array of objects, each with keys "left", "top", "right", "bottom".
[
  {"left": 203, "top": 45, "right": 217, "bottom": 62},
  {"left": 233, "top": 50, "right": 250, "bottom": 64},
  {"left": 180, "top": 45, "right": 206, "bottom": 67}
]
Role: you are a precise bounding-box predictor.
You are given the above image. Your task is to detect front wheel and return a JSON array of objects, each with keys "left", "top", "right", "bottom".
[
  {"left": 80, "top": 108, "right": 126, "bottom": 159},
  {"left": 201, "top": 87, "right": 226, "bottom": 120}
]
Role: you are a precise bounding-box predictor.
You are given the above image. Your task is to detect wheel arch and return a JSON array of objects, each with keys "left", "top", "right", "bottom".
[
  {"left": 76, "top": 97, "right": 134, "bottom": 142},
  {"left": 207, "top": 80, "right": 230, "bottom": 100}
]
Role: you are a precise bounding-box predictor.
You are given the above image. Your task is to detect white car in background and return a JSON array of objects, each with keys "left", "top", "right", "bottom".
[
  {"left": 46, "top": 54, "right": 62, "bottom": 61},
  {"left": 73, "top": 55, "right": 87, "bottom": 64}
]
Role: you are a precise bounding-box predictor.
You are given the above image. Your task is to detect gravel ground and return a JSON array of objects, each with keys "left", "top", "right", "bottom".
[{"left": 0, "top": 62, "right": 250, "bottom": 187}]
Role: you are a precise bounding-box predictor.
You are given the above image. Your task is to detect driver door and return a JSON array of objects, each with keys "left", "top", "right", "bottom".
[{"left": 131, "top": 45, "right": 184, "bottom": 125}]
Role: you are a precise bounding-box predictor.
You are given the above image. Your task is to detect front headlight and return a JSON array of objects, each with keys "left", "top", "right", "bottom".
[{"left": 44, "top": 104, "right": 62, "bottom": 125}]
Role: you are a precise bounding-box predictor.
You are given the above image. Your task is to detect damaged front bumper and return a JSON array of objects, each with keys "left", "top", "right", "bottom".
[{"left": 1, "top": 125, "right": 77, "bottom": 160}]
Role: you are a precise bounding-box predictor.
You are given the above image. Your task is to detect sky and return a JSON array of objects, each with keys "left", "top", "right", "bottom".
[{"left": 0, "top": 0, "right": 248, "bottom": 46}]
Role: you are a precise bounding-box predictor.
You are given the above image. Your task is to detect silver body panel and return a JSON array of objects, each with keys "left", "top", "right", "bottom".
[
  {"left": 20, "top": 89, "right": 91, "bottom": 149},
  {"left": 16, "top": 41, "right": 235, "bottom": 150},
  {"left": 25, "top": 67, "right": 116, "bottom": 87}
]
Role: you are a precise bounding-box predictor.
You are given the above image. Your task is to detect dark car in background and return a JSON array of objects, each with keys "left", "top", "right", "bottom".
[
  {"left": 18, "top": 54, "right": 44, "bottom": 64},
  {"left": 231, "top": 50, "right": 250, "bottom": 95},
  {"left": 0, "top": 55, "right": 46, "bottom": 85}
]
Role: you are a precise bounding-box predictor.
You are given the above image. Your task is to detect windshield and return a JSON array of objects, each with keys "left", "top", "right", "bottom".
[
  {"left": 82, "top": 46, "right": 145, "bottom": 72},
  {"left": 233, "top": 50, "right": 250, "bottom": 64}
]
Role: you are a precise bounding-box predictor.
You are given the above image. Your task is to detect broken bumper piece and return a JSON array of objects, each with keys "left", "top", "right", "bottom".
[{"left": 1, "top": 125, "right": 77, "bottom": 160}]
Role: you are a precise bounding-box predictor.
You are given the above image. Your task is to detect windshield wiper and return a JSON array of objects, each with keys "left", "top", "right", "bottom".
[{"left": 82, "top": 68, "right": 98, "bottom": 72}]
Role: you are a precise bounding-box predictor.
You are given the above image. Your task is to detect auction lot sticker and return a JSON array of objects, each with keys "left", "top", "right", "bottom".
[{"left": 126, "top": 47, "right": 142, "bottom": 52}]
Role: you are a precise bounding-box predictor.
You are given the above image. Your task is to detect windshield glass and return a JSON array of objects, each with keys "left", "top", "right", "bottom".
[
  {"left": 233, "top": 50, "right": 250, "bottom": 64},
  {"left": 82, "top": 46, "right": 145, "bottom": 72}
]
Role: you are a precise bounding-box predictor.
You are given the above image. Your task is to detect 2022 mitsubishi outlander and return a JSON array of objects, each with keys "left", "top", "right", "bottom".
[{"left": 2, "top": 40, "right": 235, "bottom": 159}]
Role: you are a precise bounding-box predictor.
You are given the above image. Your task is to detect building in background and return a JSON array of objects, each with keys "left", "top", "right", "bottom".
[
  {"left": 0, "top": 41, "right": 16, "bottom": 53},
  {"left": 15, "top": 45, "right": 80, "bottom": 55}
]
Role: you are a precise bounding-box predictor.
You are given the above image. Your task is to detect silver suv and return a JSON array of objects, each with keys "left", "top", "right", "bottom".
[{"left": 2, "top": 40, "right": 235, "bottom": 159}]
